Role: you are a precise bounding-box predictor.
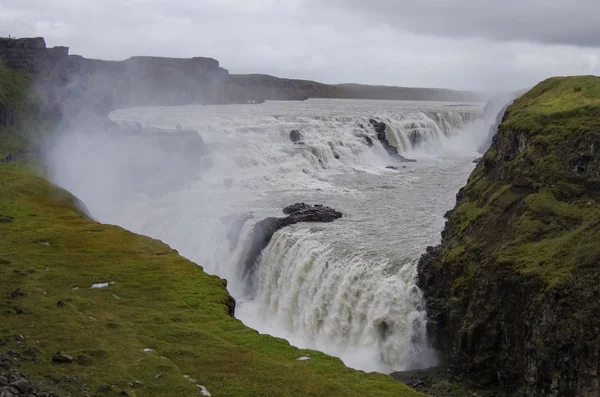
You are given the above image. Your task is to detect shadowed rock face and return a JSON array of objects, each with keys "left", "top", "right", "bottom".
[
  {"left": 243, "top": 204, "right": 342, "bottom": 294},
  {"left": 369, "top": 119, "right": 417, "bottom": 163}
]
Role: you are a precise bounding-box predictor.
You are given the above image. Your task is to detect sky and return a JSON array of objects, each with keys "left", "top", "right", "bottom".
[{"left": 1, "top": 0, "right": 599, "bottom": 92}]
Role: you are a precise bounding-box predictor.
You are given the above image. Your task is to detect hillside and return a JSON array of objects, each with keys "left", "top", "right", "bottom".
[
  {"left": 418, "top": 76, "right": 600, "bottom": 396},
  {"left": 232, "top": 74, "right": 485, "bottom": 102},
  {"left": 0, "top": 42, "right": 424, "bottom": 397}
]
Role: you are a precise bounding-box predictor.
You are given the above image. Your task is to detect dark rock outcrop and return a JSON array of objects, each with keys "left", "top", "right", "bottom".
[
  {"left": 51, "top": 353, "right": 73, "bottom": 364},
  {"left": 477, "top": 92, "right": 525, "bottom": 153},
  {"left": 0, "top": 37, "right": 68, "bottom": 74},
  {"left": 243, "top": 204, "right": 342, "bottom": 293},
  {"left": 392, "top": 367, "right": 510, "bottom": 397},
  {"left": 290, "top": 129, "right": 303, "bottom": 143},
  {"left": 0, "top": 351, "right": 61, "bottom": 396},
  {"left": 418, "top": 77, "right": 600, "bottom": 397},
  {"left": 368, "top": 119, "right": 417, "bottom": 163}
]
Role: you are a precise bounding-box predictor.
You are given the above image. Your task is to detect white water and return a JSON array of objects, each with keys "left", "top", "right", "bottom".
[{"left": 45, "top": 98, "right": 493, "bottom": 373}]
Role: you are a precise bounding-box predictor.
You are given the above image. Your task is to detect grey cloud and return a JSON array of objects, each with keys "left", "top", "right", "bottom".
[
  {"left": 323, "top": 0, "right": 600, "bottom": 47},
  {"left": 0, "top": 0, "right": 599, "bottom": 91}
]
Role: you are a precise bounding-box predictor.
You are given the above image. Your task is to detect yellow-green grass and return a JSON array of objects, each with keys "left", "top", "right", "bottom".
[{"left": 0, "top": 160, "right": 423, "bottom": 397}]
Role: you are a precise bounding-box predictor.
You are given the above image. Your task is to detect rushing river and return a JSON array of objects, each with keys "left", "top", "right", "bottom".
[{"left": 47, "top": 98, "right": 493, "bottom": 373}]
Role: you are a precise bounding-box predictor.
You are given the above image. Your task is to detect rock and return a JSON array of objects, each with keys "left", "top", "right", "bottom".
[
  {"left": 243, "top": 204, "right": 342, "bottom": 293},
  {"left": 56, "top": 301, "right": 66, "bottom": 307},
  {"left": 282, "top": 203, "right": 311, "bottom": 214},
  {"left": 51, "top": 352, "right": 73, "bottom": 364},
  {"left": 226, "top": 294, "right": 236, "bottom": 318},
  {"left": 333, "top": 151, "right": 340, "bottom": 160},
  {"left": 473, "top": 157, "right": 482, "bottom": 164},
  {"left": 290, "top": 129, "right": 303, "bottom": 143},
  {"left": 155, "top": 372, "right": 163, "bottom": 379},
  {"left": 0, "top": 215, "right": 15, "bottom": 223},
  {"left": 397, "top": 155, "right": 417, "bottom": 163},
  {"left": 11, "top": 379, "right": 33, "bottom": 394},
  {"left": 368, "top": 119, "right": 416, "bottom": 163},
  {"left": 10, "top": 289, "right": 25, "bottom": 298},
  {"left": 97, "top": 385, "right": 113, "bottom": 392},
  {"left": 386, "top": 166, "right": 399, "bottom": 170}
]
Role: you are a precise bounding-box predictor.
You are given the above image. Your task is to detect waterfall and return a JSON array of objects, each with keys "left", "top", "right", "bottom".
[
  {"left": 45, "top": 99, "right": 485, "bottom": 374},
  {"left": 239, "top": 226, "right": 437, "bottom": 372}
]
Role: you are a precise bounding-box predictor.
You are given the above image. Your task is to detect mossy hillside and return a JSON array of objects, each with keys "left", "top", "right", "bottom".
[{"left": 440, "top": 76, "right": 600, "bottom": 289}]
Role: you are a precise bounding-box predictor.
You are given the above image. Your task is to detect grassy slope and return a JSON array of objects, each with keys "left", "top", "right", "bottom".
[
  {"left": 444, "top": 75, "right": 600, "bottom": 290},
  {"left": 0, "top": 63, "right": 422, "bottom": 397},
  {"left": 0, "top": 60, "right": 31, "bottom": 156}
]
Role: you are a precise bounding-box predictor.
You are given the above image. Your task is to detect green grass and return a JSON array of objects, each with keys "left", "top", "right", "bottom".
[
  {"left": 502, "top": 75, "right": 600, "bottom": 135},
  {"left": 0, "top": 60, "right": 422, "bottom": 396}
]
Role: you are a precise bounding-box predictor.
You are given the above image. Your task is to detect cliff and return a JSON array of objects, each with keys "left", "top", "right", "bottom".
[
  {"left": 1, "top": 37, "right": 484, "bottom": 111},
  {"left": 418, "top": 76, "right": 600, "bottom": 396},
  {"left": 231, "top": 74, "right": 339, "bottom": 100},
  {"left": 232, "top": 74, "right": 485, "bottom": 102},
  {"left": 1, "top": 36, "right": 257, "bottom": 116}
]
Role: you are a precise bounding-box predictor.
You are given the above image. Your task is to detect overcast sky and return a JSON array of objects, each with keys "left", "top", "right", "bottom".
[{"left": 1, "top": 0, "right": 599, "bottom": 91}]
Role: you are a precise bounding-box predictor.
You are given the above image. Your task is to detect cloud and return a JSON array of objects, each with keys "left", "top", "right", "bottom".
[
  {"left": 323, "top": 0, "right": 600, "bottom": 47},
  {"left": 0, "top": 0, "right": 599, "bottom": 92}
]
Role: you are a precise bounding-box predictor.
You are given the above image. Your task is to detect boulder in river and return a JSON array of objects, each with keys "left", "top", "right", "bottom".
[
  {"left": 368, "top": 119, "right": 417, "bottom": 163},
  {"left": 243, "top": 203, "right": 342, "bottom": 294},
  {"left": 290, "top": 129, "right": 303, "bottom": 143}
]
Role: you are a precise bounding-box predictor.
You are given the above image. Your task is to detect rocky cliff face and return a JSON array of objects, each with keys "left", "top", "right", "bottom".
[
  {"left": 2, "top": 37, "right": 485, "bottom": 113},
  {"left": 0, "top": 36, "right": 256, "bottom": 119},
  {"left": 418, "top": 77, "right": 600, "bottom": 396}
]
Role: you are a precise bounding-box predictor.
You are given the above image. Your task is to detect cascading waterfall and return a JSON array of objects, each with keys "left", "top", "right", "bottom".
[
  {"left": 239, "top": 226, "right": 436, "bottom": 372},
  {"left": 46, "top": 99, "right": 485, "bottom": 374},
  {"left": 379, "top": 111, "right": 477, "bottom": 154}
]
